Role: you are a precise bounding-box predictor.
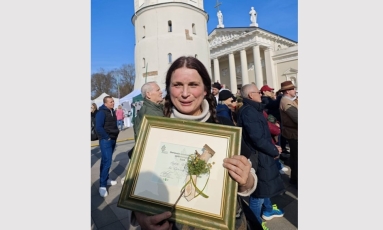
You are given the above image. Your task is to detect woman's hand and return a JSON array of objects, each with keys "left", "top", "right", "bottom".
[
  {"left": 134, "top": 211, "right": 173, "bottom": 230},
  {"left": 223, "top": 155, "right": 254, "bottom": 192}
]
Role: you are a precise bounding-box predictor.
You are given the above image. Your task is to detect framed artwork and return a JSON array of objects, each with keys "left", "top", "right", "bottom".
[{"left": 118, "top": 115, "right": 242, "bottom": 230}]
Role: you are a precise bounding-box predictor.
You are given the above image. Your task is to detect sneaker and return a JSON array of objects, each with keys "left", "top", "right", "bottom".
[
  {"left": 262, "top": 204, "right": 284, "bottom": 220},
  {"left": 121, "top": 176, "right": 125, "bottom": 185},
  {"left": 261, "top": 222, "right": 269, "bottom": 230},
  {"left": 107, "top": 179, "right": 117, "bottom": 186},
  {"left": 279, "top": 169, "right": 286, "bottom": 174},
  {"left": 99, "top": 187, "right": 108, "bottom": 197},
  {"left": 281, "top": 166, "right": 288, "bottom": 172}
]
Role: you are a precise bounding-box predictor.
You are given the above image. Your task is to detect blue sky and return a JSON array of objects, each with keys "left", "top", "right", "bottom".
[{"left": 91, "top": 0, "right": 297, "bottom": 74}]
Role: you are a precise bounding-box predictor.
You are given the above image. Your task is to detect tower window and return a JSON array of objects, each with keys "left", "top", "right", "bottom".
[
  {"left": 168, "top": 20, "right": 172, "bottom": 32},
  {"left": 195, "top": 54, "right": 198, "bottom": 59},
  {"left": 143, "top": 58, "right": 145, "bottom": 68},
  {"left": 192, "top": 23, "right": 196, "bottom": 34},
  {"left": 168, "top": 53, "right": 172, "bottom": 63},
  {"left": 143, "top": 26, "right": 145, "bottom": 38}
]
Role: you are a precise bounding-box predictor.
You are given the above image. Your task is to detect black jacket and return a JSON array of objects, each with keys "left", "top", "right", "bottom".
[
  {"left": 206, "top": 115, "right": 253, "bottom": 159},
  {"left": 91, "top": 111, "right": 99, "bottom": 141},
  {"left": 174, "top": 115, "right": 259, "bottom": 230},
  {"left": 262, "top": 95, "right": 282, "bottom": 122},
  {"left": 216, "top": 104, "right": 232, "bottom": 121},
  {"left": 237, "top": 98, "right": 285, "bottom": 198},
  {"left": 95, "top": 104, "right": 120, "bottom": 140}
]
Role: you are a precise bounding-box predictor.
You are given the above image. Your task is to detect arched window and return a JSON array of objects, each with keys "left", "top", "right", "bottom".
[
  {"left": 168, "top": 53, "right": 172, "bottom": 63},
  {"left": 192, "top": 23, "right": 196, "bottom": 34},
  {"left": 143, "top": 26, "right": 145, "bottom": 38},
  {"left": 143, "top": 58, "right": 145, "bottom": 68},
  {"left": 168, "top": 20, "right": 172, "bottom": 32}
]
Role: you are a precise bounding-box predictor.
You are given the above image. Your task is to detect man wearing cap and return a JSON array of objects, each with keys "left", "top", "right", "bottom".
[
  {"left": 216, "top": 90, "right": 237, "bottom": 122},
  {"left": 261, "top": 85, "right": 281, "bottom": 116},
  {"left": 260, "top": 85, "right": 275, "bottom": 103},
  {"left": 212, "top": 82, "right": 222, "bottom": 106},
  {"left": 261, "top": 85, "right": 289, "bottom": 155},
  {"left": 279, "top": 81, "right": 298, "bottom": 187}
]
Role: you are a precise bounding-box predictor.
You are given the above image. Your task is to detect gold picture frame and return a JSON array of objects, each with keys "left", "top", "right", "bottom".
[{"left": 118, "top": 115, "right": 242, "bottom": 230}]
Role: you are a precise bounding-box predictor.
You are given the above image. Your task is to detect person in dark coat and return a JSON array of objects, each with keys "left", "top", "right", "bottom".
[
  {"left": 260, "top": 85, "right": 279, "bottom": 120},
  {"left": 91, "top": 103, "right": 99, "bottom": 141},
  {"left": 261, "top": 87, "right": 289, "bottom": 154},
  {"left": 260, "top": 85, "right": 275, "bottom": 112},
  {"left": 237, "top": 83, "right": 285, "bottom": 229},
  {"left": 216, "top": 89, "right": 237, "bottom": 123},
  {"left": 212, "top": 82, "right": 222, "bottom": 106},
  {"left": 95, "top": 96, "right": 120, "bottom": 197}
]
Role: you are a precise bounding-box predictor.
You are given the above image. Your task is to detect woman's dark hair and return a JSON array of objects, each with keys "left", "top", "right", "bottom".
[
  {"left": 163, "top": 56, "right": 219, "bottom": 123},
  {"left": 91, "top": 103, "right": 98, "bottom": 112}
]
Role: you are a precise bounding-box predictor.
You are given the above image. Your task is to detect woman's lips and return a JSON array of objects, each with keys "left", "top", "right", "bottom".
[{"left": 180, "top": 101, "right": 192, "bottom": 106}]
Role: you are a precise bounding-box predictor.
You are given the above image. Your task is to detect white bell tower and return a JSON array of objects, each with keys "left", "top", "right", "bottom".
[{"left": 132, "top": 0, "right": 211, "bottom": 90}]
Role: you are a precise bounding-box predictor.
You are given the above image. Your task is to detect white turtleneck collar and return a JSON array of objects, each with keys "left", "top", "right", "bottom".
[{"left": 170, "top": 99, "right": 211, "bottom": 122}]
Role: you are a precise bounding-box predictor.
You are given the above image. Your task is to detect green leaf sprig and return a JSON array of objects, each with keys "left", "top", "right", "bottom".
[{"left": 186, "top": 151, "right": 215, "bottom": 176}]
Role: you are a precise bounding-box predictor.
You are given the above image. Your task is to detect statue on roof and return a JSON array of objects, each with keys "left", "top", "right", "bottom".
[
  {"left": 249, "top": 7, "right": 258, "bottom": 27},
  {"left": 217, "top": 10, "right": 224, "bottom": 28}
]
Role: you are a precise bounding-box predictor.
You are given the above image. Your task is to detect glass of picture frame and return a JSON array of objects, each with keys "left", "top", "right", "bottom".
[{"left": 118, "top": 115, "right": 242, "bottom": 230}]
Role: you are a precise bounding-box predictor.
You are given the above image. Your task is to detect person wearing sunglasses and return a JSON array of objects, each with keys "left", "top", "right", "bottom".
[
  {"left": 216, "top": 89, "right": 237, "bottom": 124},
  {"left": 237, "top": 83, "right": 285, "bottom": 229}
]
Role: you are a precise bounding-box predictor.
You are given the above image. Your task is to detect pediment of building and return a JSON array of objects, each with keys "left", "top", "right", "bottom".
[
  {"left": 208, "top": 27, "right": 297, "bottom": 52},
  {"left": 208, "top": 28, "right": 256, "bottom": 47}
]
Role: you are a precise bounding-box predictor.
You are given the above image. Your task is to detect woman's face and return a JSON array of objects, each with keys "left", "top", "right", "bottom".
[
  {"left": 226, "top": 100, "right": 237, "bottom": 112},
  {"left": 169, "top": 67, "right": 207, "bottom": 116}
]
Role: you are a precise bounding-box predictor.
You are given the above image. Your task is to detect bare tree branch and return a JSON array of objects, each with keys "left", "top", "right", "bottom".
[{"left": 91, "top": 64, "right": 136, "bottom": 99}]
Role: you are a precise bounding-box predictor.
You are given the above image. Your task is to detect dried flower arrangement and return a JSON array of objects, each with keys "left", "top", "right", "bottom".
[{"left": 181, "top": 144, "right": 215, "bottom": 201}]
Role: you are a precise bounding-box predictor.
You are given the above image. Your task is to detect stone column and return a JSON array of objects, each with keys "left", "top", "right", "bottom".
[
  {"left": 213, "top": 58, "right": 221, "bottom": 83},
  {"left": 228, "top": 53, "right": 237, "bottom": 92},
  {"left": 252, "top": 45, "right": 263, "bottom": 87},
  {"left": 264, "top": 48, "right": 276, "bottom": 89},
  {"left": 240, "top": 49, "right": 249, "bottom": 85}
]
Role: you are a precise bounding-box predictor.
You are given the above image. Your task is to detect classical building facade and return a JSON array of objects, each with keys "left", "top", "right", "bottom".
[
  {"left": 209, "top": 27, "right": 298, "bottom": 92},
  {"left": 132, "top": 0, "right": 210, "bottom": 90},
  {"left": 131, "top": 1, "right": 298, "bottom": 92}
]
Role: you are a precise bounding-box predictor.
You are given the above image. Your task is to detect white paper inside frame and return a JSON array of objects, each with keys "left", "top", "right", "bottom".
[{"left": 134, "top": 127, "right": 230, "bottom": 216}]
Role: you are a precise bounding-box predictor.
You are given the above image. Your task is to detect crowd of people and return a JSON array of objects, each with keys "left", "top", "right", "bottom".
[{"left": 92, "top": 56, "right": 298, "bottom": 230}]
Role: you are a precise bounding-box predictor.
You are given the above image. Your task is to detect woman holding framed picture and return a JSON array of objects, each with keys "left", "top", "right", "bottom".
[{"left": 128, "top": 56, "right": 258, "bottom": 230}]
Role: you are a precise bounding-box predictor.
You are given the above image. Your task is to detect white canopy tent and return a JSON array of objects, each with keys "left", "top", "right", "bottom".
[
  {"left": 119, "top": 89, "right": 141, "bottom": 106},
  {"left": 118, "top": 88, "right": 167, "bottom": 107},
  {"left": 92, "top": 93, "right": 120, "bottom": 109},
  {"left": 118, "top": 90, "right": 142, "bottom": 129}
]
